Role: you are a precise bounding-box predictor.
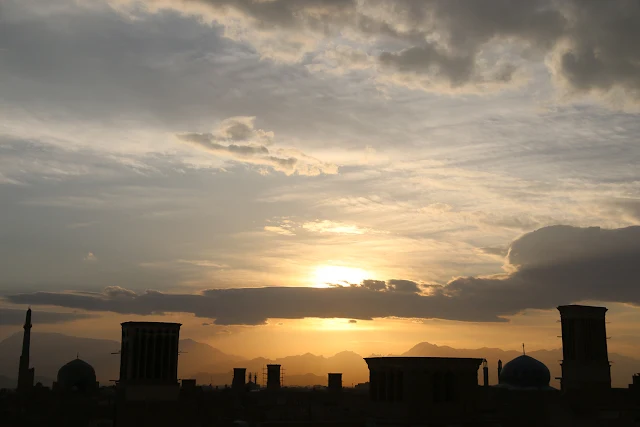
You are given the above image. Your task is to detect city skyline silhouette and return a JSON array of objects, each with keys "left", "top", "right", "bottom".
[{"left": 2, "top": 0, "right": 640, "bottom": 425}]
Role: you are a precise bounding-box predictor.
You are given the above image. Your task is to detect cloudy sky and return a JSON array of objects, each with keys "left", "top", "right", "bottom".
[{"left": 1, "top": 0, "right": 640, "bottom": 359}]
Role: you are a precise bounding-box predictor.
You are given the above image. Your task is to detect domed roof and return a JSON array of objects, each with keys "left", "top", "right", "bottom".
[
  {"left": 57, "top": 358, "right": 97, "bottom": 392},
  {"left": 499, "top": 355, "right": 551, "bottom": 389}
]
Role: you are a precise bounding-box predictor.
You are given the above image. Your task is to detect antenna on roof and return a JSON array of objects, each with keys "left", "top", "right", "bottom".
[
  {"left": 522, "top": 343, "right": 525, "bottom": 355},
  {"left": 77, "top": 352, "right": 79, "bottom": 359}
]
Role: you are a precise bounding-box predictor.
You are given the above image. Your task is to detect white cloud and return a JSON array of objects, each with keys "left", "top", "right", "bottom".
[
  {"left": 302, "top": 220, "right": 374, "bottom": 235},
  {"left": 264, "top": 226, "right": 295, "bottom": 236},
  {"left": 178, "top": 117, "right": 339, "bottom": 176}
]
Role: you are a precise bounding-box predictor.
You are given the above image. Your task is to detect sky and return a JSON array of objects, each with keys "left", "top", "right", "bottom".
[{"left": 1, "top": 0, "right": 640, "bottom": 360}]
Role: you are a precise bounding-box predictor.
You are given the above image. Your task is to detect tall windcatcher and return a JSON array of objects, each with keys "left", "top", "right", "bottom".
[
  {"left": 118, "top": 322, "right": 181, "bottom": 386},
  {"left": 328, "top": 373, "right": 342, "bottom": 391},
  {"left": 266, "top": 364, "right": 281, "bottom": 390},
  {"left": 17, "top": 308, "right": 34, "bottom": 393},
  {"left": 558, "top": 305, "right": 611, "bottom": 391},
  {"left": 232, "top": 368, "right": 247, "bottom": 391}
]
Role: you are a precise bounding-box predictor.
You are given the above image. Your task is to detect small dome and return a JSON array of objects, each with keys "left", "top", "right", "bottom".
[
  {"left": 499, "top": 355, "right": 550, "bottom": 389},
  {"left": 57, "top": 358, "right": 97, "bottom": 392}
]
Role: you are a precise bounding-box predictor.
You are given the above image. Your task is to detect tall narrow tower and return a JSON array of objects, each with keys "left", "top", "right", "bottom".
[
  {"left": 266, "top": 364, "right": 281, "bottom": 390},
  {"left": 17, "top": 308, "right": 35, "bottom": 393},
  {"left": 558, "top": 305, "right": 611, "bottom": 391}
]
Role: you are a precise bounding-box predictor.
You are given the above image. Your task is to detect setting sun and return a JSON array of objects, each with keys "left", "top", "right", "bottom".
[{"left": 313, "top": 265, "right": 370, "bottom": 287}]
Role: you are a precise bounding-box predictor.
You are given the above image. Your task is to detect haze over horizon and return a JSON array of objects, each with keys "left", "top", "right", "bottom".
[{"left": 1, "top": 0, "right": 640, "bottom": 361}]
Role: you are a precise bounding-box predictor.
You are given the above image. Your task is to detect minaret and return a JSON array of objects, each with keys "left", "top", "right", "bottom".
[{"left": 17, "top": 308, "right": 35, "bottom": 392}]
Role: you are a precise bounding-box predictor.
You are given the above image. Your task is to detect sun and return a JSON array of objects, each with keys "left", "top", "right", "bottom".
[{"left": 313, "top": 265, "right": 369, "bottom": 288}]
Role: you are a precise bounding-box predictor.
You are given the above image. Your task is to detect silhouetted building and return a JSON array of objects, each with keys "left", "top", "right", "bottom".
[
  {"left": 328, "top": 373, "right": 342, "bottom": 391},
  {"left": 365, "top": 357, "right": 483, "bottom": 425},
  {"left": 118, "top": 322, "right": 181, "bottom": 385},
  {"left": 181, "top": 379, "right": 196, "bottom": 390},
  {"left": 115, "top": 322, "right": 184, "bottom": 427},
  {"left": 17, "top": 308, "right": 34, "bottom": 393},
  {"left": 55, "top": 357, "right": 98, "bottom": 393},
  {"left": 482, "top": 359, "right": 489, "bottom": 386},
  {"left": 117, "top": 322, "right": 181, "bottom": 401},
  {"left": 267, "top": 364, "right": 281, "bottom": 390},
  {"left": 629, "top": 374, "right": 640, "bottom": 392},
  {"left": 233, "top": 368, "right": 246, "bottom": 391},
  {"left": 558, "top": 304, "right": 611, "bottom": 391}
]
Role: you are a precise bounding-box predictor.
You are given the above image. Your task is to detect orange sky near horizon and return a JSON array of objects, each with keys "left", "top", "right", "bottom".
[{"left": 3, "top": 302, "right": 640, "bottom": 361}]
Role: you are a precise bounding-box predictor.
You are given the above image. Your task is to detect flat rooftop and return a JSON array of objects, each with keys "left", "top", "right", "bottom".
[{"left": 121, "top": 321, "right": 182, "bottom": 327}]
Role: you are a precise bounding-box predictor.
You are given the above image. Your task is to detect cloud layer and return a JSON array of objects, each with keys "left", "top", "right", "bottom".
[
  {"left": 109, "top": 0, "right": 640, "bottom": 103},
  {"left": 6, "top": 225, "right": 640, "bottom": 325},
  {"left": 178, "top": 117, "right": 338, "bottom": 176}
]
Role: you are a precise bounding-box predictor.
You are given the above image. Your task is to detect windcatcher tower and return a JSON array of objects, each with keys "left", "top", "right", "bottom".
[
  {"left": 232, "top": 368, "right": 246, "bottom": 391},
  {"left": 558, "top": 305, "right": 611, "bottom": 391},
  {"left": 17, "top": 308, "right": 34, "bottom": 393},
  {"left": 118, "top": 322, "right": 182, "bottom": 400},
  {"left": 266, "top": 364, "right": 281, "bottom": 390},
  {"left": 328, "top": 373, "right": 343, "bottom": 391},
  {"left": 115, "top": 322, "right": 184, "bottom": 427}
]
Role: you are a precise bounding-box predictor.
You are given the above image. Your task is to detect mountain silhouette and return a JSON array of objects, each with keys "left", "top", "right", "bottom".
[{"left": 1, "top": 333, "right": 638, "bottom": 388}]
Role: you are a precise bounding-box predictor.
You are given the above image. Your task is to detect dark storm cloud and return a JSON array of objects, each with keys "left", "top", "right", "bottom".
[
  {"left": 6, "top": 225, "right": 640, "bottom": 324},
  {"left": 0, "top": 308, "right": 94, "bottom": 326},
  {"left": 378, "top": 44, "right": 476, "bottom": 87},
  {"left": 3, "top": 0, "right": 639, "bottom": 122},
  {"left": 4, "top": 284, "right": 502, "bottom": 325},
  {"left": 551, "top": 1, "right": 640, "bottom": 100},
  {"left": 139, "top": 0, "right": 640, "bottom": 100}
]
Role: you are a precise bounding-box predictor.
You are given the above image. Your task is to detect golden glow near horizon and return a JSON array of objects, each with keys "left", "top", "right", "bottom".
[{"left": 312, "top": 265, "right": 370, "bottom": 288}]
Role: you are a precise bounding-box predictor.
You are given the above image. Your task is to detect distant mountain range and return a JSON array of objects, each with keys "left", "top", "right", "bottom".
[{"left": 1, "top": 332, "right": 638, "bottom": 389}]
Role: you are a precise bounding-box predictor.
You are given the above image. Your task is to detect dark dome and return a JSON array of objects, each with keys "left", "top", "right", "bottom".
[
  {"left": 57, "top": 358, "right": 97, "bottom": 392},
  {"left": 499, "top": 355, "right": 550, "bottom": 389}
]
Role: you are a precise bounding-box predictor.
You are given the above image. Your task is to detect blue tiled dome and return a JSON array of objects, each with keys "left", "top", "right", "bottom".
[{"left": 499, "top": 355, "right": 550, "bottom": 388}]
